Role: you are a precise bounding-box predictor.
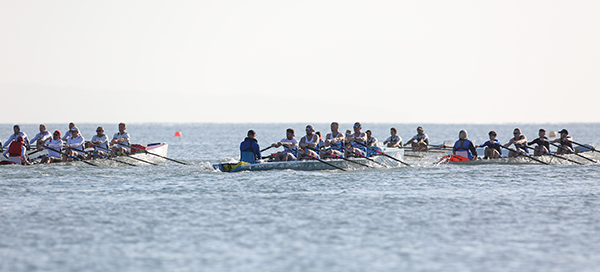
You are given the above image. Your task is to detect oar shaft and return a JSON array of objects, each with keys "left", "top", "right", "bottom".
[
  {"left": 548, "top": 142, "right": 596, "bottom": 163},
  {"left": 528, "top": 145, "right": 582, "bottom": 165},
  {"left": 300, "top": 149, "right": 346, "bottom": 171},
  {"left": 571, "top": 140, "right": 600, "bottom": 154},
  {"left": 46, "top": 146, "right": 97, "bottom": 166},
  {"left": 353, "top": 141, "right": 411, "bottom": 167},
  {"left": 500, "top": 145, "right": 549, "bottom": 165},
  {"left": 96, "top": 145, "right": 157, "bottom": 166},
  {"left": 306, "top": 146, "right": 371, "bottom": 168},
  {"left": 121, "top": 143, "right": 187, "bottom": 165}
]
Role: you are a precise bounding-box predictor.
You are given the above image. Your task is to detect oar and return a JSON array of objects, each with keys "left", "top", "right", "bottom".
[
  {"left": 571, "top": 140, "right": 600, "bottom": 155},
  {"left": 548, "top": 142, "right": 596, "bottom": 163},
  {"left": 306, "top": 146, "right": 371, "bottom": 168},
  {"left": 428, "top": 140, "right": 454, "bottom": 149},
  {"left": 500, "top": 145, "right": 549, "bottom": 165},
  {"left": 121, "top": 143, "right": 188, "bottom": 165},
  {"left": 96, "top": 146, "right": 157, "bottom": 166},
  {"left": 329, "top": 142, "right": 390, "bottom": 167},
  {"left": 73, "top": 147, "right": 138, "bottom": 166},
  {"left": 297, "top": 148, "right": 346, "bottom": 171},
  {"left": 527, "top": 144, "right": 582, "bottom": 165},
  {"left": 45, "top": 146, "right": 97, "bottom": 166},
  {"left": 260, "top": 146, "right": 272, "bottom": 152},
  {"left": 352, "top": 141, "right": 411, "bottom": 167}
]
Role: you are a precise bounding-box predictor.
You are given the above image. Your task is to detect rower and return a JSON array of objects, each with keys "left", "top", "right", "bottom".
[
  {"left": 453, "top": 129, "right": 478, "bottom": 160},
  {"left": 40, "top": 130, "right": 64, "bottom": 164},
  {"left": 551, "top": 129, "right": 574, "bottom": 155},
  {"left": 29, "top": 124, "right": 52, "bottom": 150},
  {"left": 271, "top": 128, "right": 298, "bottom": 162},
  {"left": 404, "top": 126, "right": 429, "bottom": 150},
  {"left": 346, "top": 122, "right": 367, "bottom": 157},
  {"left": 477, "top": 130, "right": 502, "bottom": 159},
  {"left": 62, "top": 122, "right": 76, "bottom": 141},
  {"left": 528, "top": 128, "right": 550, "bottom": 156},
  {"left": 3, "top": 125, "right": 30, "bottom": 150},
  {"left": 383, "top": 127, "right": 402, "bottom": 148},
  {"left": 365, "top": 130, "right": 383, "bottom": 157},
  {"left": 63, "top": 126, "right": 85, "bottom": 162},
  {"left": 299, "top": 125, "right": 320, "bottom": 160},
  {"left": 323, "top": 122, "right": 344, "bottom": 158},
  {"left": 87, "top": 126, "right": 109, "bottom": 159},
  {"left": 3, "top": 136, "right": 29, "bottom": 165},
  {"left": 504, "top": 128, "right": 528, "bottom": 158},
  {"left": 315, "top": 131, "right": 325, "bottom": 150},
  {"left": 111, "top": 122, "right": 131, "bottom": 154},
  {"left": 240, "top": 130, "right": 262, "bottom": 163}
]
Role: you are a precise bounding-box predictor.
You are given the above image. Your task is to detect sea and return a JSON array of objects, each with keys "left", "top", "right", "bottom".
[{"left": 1, "top": 123, "right": 599, "bottom": 272}]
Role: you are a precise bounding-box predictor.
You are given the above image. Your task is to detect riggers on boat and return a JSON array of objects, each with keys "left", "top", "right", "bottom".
[{"left": 213, "top": 148, "right": 405, "bottom": 172}]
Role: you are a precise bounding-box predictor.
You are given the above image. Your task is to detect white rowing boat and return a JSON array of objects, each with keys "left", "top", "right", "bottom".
[
  {"left": 213, "top": 148, "right": 405, "bottom": 172},
  {"left": 1, "top": 142, "right": 169, "bottom": 166},
  {"left": 439, "top": 149, "right": 599, "bottom": 165}
]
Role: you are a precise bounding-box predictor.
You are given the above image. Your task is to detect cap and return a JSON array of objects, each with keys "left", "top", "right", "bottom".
[
  {"left": 54, "top": 130, "right": 61, "bottom": 137},
  {"left": 71, "top": 126, "right": 79, "bottom": 132},
  {"left": 559, "top": 129, "right": 568, "bottom": 134},
  {"left": 13, "top": 125, "right": 20, "bottom": 130},
  {"left": 306, "top": 124, "right": 314, "bottom": 131}
]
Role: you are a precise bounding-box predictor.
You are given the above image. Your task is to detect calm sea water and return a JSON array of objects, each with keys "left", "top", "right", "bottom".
[{"left": 1, "top": 123, "right": 600, "bottom": 272}]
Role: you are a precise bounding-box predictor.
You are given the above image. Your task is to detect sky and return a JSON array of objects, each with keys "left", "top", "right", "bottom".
[{"left": 1, "top": 0, "right": 599, "bottom": 124}]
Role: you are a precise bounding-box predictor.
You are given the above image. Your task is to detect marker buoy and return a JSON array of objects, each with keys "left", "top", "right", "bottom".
[{"left": 174, "top": 131, "right": 182, "bottom": 137}]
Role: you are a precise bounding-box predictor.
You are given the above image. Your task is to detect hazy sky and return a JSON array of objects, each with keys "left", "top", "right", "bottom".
[{"left": 2, "top": 1, "right": 599, "bottom": 124}]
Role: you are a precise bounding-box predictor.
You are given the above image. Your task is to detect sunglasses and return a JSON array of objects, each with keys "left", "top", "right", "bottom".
[{"left": 353, "top": 125, "right": 360, "bottom": 128}]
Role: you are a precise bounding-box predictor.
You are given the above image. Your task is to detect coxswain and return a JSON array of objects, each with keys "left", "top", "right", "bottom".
[
  {"left": 29, "top": 124, "right": 52, "bottom": 149},
  {"left": 323, "top": 122, "right": 345, "bottom": 158},
  {"left": 240, "top": 130, "right": 262, "bottom": 163},
  {"left": 346, "top": 122, "right": 368, "bottom": 157},
  {"left": 404, "top": 126, "right": 429, "bottom": 150},
  {"left": 551, "top": 129, "right": 574, "bottom": 155},
  {"left": 63, "top": 126, "right": 85, "bottom": 162},
  {"left": 3, "top": 136, "right": 29, "bottom": 165},
  {"left": 453, "top": 129, "right": 478, "bottom": 160},
  {"left": 87, "top": 126, "right": 110, "bottom": 159},
  {"left": 40, "top": 130, "right": 64, "bottom": 164},
  {"left": 477, "top": 130, "right": 502, "bottom": 159},
  {"left": 383, "top": 127, "right": 402, "bottom": 148},
  {"left": 271, "top": 128, "right": 298, "bottom": 162},
  {"left": 504, "top": 128, "right": 528, "bottom": 158},
  {"left": 3, "top": 124, "right": 30, "bottom": 150},
  {"left": 110, "top": 122, "right": 131, "bottom": 154},
  {"left": 528, "top": 128, "right": 550, "bottom": 156},
  {"left": 299, "top": 125, "right": 320, "bottom": 159}
]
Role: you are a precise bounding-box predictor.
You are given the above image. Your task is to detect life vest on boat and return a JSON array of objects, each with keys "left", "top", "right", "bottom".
[
  {"left": 240, "top": 137, "right": 260, "bottom": 163},
  {"left": 439, "top": 154, "right": 471, "bottom": 163},
  {"left": 8, "top": 141, "right": 24, "bottom": 157},
  {"left": 454, "top": 139, "right": 474, "bottom": 160}
]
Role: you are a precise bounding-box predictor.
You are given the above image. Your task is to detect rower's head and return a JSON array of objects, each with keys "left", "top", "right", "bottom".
[
  {"left": 559, "top": 129, "right": 568, "bottom": 137},
  {"left": 53, "top": 130, "right": 61, "bottom": 140},
  {"left": 538, "top": 128, "right": 546, "bottom": 137},
  {"left": 247, "top": 130, "right": 256, "bottom": 138},
  {"left": 71, "top": 126, "right": 79, "bottom": 135},
  {"left": 13, "top": 125, "right": 20, "bottom": 134},
  {"left": 286, "top": 128, "right": 295, "bottom": 140},
  {"left": 97, "top": 126, "right": 105, "bottom": 136},
  {"left": 353, "top": 122, "right": 362, "bottom": 133},
  {"left": 330, "top": 122, "right": 339, "bottom": 132},
  {"left": 39, "top": 124, "right": 47, "bottom": 133},
  {"left": 390, "top": 127, "right": 397, "bottom": 136},
  {"left": 488, "top": 130, "right": 497, "bottom": 139},
  {"left": 305, "top": 125, "right": 314, "bottom": 136},
  {"left": 459, "top": 130, "right": 468, "bottom": 140},
  {"left": 315, "top": 131, "right": 322, "bottom": 139},
  {"left": 68, "top": 122, "right": 75, "bottom": 129},
  {"left": 118, "top": 122, "right": 126, "bottom": 132},
  {"left": 366, "top": 130, "right": 372, "bottom": 138},
  {"left": 417, "top": 126, "right": 424, "bottom": 135},
  {"left": 513, "top": 128, "right": 521, "bottom": 138},
  {"left": 345, "top": 129, "right": 351, "bottom": 137}
]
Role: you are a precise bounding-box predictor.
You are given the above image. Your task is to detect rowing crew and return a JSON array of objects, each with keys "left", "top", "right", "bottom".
[
  {"left": 453, "top": 127, "right": 577, "bottom": 161},
  {"left": 240, "top": 122, "right": 428, "bottom": 163},
  {"left": 2, "top": 123, "right": 131, "bottom": 165}
]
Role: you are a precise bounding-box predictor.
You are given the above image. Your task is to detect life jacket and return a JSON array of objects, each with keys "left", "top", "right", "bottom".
[
  {"left": 240, "top": 137, "right": 258, "bottom": 163},
  {"left": 439, "top": 154, "right": 471, "bottom": 163},
  {"left": 8, "top": 141, "right": 24, "bottom": 157},
  {"left": 454, "top": 139, "right": 473, "bottom": 160}
]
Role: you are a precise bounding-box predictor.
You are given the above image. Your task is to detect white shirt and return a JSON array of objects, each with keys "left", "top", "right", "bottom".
[
  {"left": 66, "top": 134, "right": 85, "bottom": 154},
  {"left": 91, "top": 134, "right": 109, "bottom": 151},
  {"left": 280, "top": 138, "right": 298, "bottom": 153},
  {"left": 30, "top": 131, "right": 52, "bottom": 145},
  {"left": 44, "top": 138, "right": 64, "bottom": 158},
  {"left": 385, "top": 135, "right": 402, "bottom": 144},
  {"left": 113, "top": 132, "right": 131, "bottom": 151},
  {"left": 3, "top": 132, "right": 29, "bottom": 148}
]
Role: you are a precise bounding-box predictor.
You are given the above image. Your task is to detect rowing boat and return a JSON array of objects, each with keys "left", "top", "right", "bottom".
[
  {"left": 438, "top": 149, "right": 599, "bottom": 165},
  {"left": 213, "top": 148, "right": 405, "bottom": 172},
  {"left": 1, "top": 142, "right": 169, "bottom": 166}
]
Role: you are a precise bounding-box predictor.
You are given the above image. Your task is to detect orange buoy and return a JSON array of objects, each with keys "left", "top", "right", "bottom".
[{"left": 174, "top": 131, "right": 182, "bottom": 137}]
